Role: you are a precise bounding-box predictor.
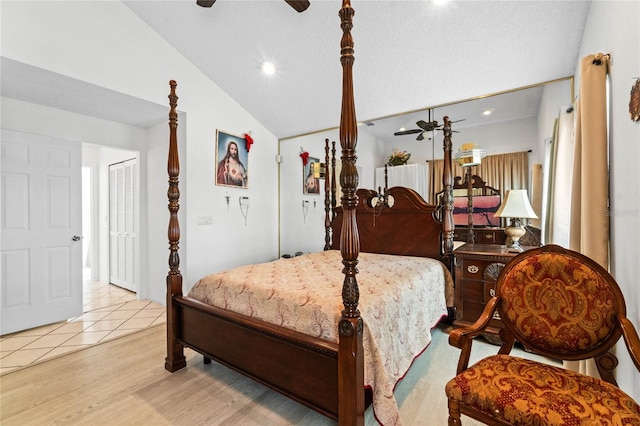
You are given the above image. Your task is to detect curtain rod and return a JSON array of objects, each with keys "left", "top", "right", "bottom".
[{"left": 426, "top": 150, "right": 532, "bottom": 162}]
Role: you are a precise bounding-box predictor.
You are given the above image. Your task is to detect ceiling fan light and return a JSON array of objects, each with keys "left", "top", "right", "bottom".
[{"left": 261, "top": 61, "right": 276, "bottom": 76}]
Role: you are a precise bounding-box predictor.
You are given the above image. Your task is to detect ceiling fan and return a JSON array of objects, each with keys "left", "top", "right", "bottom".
[
  {"left": 394, "top": 110, "right": 464, "bottom": 141},
  {"left": 197, "top": 0, "right": 310, "bottom": 13}
]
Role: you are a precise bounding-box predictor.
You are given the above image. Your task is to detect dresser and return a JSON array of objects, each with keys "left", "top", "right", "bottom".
[{"left": 453, "top": 244, "right": 535, "bottom": 341}]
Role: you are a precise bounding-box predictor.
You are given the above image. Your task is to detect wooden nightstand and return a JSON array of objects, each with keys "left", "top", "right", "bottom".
[{"left": 453, "top": 243, "right": 535, "bottom": 342}]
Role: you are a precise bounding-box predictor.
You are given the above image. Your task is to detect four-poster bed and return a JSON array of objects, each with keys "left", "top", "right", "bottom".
[{"left": 164, "top": 1, "right": 455, "bottom": 424}]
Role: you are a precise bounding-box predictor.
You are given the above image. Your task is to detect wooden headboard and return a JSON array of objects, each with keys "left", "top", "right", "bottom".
[
  {"left": 452, "top": 174, "right": 499, "bottom": 196},
  {"left": 331, "top": 187, "right": 443, "bottom": 259}
]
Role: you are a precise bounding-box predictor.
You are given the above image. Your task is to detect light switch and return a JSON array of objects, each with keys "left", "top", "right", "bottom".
[{"left": 197, "top": 216, "right": 213, "bottom": 225}]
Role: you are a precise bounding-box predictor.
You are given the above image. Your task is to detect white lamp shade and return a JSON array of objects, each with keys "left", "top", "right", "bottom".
[
  {"left": 494, "top": 189, "right": 538, "bottom": 219},
  {"left": 455, "top": 144, "right": 486, "bottom": 167}
]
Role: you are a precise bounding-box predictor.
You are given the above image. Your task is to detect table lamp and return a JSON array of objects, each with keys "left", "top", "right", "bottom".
[{"left": 494, "top": 189, "right": 538, "bottom": 252}]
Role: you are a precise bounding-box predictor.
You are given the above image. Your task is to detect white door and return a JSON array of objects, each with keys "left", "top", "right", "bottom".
[
  {"left": 1, "top": 130, "right": 83, "bottom": 335},
  {"left": 109, "top": 159, "right": 137, "bottom": 292}
]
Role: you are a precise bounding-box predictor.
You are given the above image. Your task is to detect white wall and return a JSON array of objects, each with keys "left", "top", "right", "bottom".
[
  {"left": 279, "top": 126, "right": 383, "bottom": 256},
  {"left": 2, "top": 1, "right": 280, "bottom": 300},
  {"left": 577, "top": 0, "right": 640, "bottom": 402}
]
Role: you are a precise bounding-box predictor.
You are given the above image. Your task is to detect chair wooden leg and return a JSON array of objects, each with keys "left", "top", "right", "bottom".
[{"left": 448, "top": 398, "right": 462, "bottom": 426}]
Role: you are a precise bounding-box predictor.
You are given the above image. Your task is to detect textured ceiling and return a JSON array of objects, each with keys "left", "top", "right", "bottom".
[
  {"left": 123, "top": 0, "right": 590, "bottom": 139},
  {"left": 1, "top": 1, "right": 590, "bottom": 140}
]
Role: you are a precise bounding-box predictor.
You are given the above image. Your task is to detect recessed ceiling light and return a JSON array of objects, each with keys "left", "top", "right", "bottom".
[
  {"left": 482, "top": 109, "right": 493, "bottom": 116},
  {"left": 261, "top": 61, "right": 276, "bottom": 76},
  {"left": 399, "top": 127, "right": 406, "bottom": 131}
]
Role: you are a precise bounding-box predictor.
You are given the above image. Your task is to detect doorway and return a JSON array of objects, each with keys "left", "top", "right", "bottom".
[
  {"left": 108, "top": 158, "right": 138, "bottom": 293},
  {"left": 81, "top": 145, "right": 140, "bottom": 313}
]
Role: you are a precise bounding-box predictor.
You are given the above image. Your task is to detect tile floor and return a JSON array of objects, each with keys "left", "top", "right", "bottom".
[{"left": 0, "top": 278, "right": 165, "bottom": 375}]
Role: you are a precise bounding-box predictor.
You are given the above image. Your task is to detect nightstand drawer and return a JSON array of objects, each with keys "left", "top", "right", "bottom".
[
  {"left": 462, "top": 261, "right": 485, "bottom": 279},
  {"left": 459, "top": 279, "right": 484, "bottom": 301},
  {"left": 476, "top": 230, "right": 497, "bottom": 244},
  {"left": 484, "top": 283, "right": 497, "bottom": 301}
]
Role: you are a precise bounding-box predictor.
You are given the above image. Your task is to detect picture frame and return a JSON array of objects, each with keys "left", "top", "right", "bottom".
[
  {"left": 303, "top": 156, "right": 321, "bottom": 195},
  {"left": 215, "top": 130, "right": 249, "bottom": 188},
  {"left": 452, "top": 194, "right": 502, "bottom": 227}
]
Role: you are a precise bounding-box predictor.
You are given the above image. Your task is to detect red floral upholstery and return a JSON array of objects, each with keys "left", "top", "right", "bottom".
[
  {"left": 499, "top": 252, "right": 619, "bottom": 356},
  {"left": 446, "top": 245, "right": 640, "bottom": 426},
  {"left": 446, "top": 354, "right": 640, "bottom": 425}
]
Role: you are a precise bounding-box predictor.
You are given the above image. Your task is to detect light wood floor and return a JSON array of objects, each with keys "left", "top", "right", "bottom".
[{"left": 0, "top": 323, "right": 557, "bottom": 425}]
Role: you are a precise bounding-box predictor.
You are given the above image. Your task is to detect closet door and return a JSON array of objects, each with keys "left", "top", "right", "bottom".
[{"left": 109, "top": 159, "right": 137, "bottom": 292}]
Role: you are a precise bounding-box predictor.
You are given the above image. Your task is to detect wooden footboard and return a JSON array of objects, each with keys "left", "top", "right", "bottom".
[{"left": 176, "top": 296, "right": 341, "bottom": 418}]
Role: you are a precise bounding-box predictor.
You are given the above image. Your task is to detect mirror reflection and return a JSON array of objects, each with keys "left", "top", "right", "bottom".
[{"left": 279, "top": 77, "right": 573, "bottom": 255}]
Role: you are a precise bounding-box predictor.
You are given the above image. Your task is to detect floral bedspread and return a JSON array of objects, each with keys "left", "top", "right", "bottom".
[{"left": 188, "top": 250, "right": 453, "bottom": 425}]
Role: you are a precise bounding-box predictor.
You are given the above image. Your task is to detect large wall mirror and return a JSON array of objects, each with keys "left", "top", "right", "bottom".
[{"left": 278, "top": 77, "right": 573, "bottom": 255}]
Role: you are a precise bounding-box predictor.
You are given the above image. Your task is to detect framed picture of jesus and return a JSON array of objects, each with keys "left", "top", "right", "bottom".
[{"left": 215, "top": 130, "right": 249, "bottom": 188}]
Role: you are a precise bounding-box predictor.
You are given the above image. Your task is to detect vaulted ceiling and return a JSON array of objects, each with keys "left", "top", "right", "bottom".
[
  {"left": 123, "top": 0, "right": 590, "bottom": 139},
  {"left": 1, "top": 1, "right": 591, "bottom": 141}
]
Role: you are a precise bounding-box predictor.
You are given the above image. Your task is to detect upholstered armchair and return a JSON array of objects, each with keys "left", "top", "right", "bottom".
[{"left": 445, "top": 244, "right": 640, "bottom": 425}]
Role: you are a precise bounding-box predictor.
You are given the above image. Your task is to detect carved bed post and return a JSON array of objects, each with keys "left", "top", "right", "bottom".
[
  {"left": 331, "top": 140, "right": 337, "bottom": 220},
  {"left": 441, "top": 116, "right": 455, "bottom": 271},
  {"left": 324, "top": 139, "right": 332, "bottom": 250},
  {"left": 337, "top": 1, "right": 364, "bottom": 425},
  {"left": 465, "top": 167, "right": 475, "bottom": 244},
  {"left": 165, "top": 80, "right": 186, "bottom": 372}
]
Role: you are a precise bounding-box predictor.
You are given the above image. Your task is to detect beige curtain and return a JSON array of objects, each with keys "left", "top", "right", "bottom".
[
  {"left": 569, "top": 53, "right": 610, "bottom": 267},
  {"left": 530, "top": 163, "right": 543, "bottom": 228},
  {"left": 545, "top": 108, "right": 576, "bottom": 246},
  {"left": 561, "top": 53, "right": 610, "bottom": 378},
  {"left": 428, "top": 151, "right": 529, "bottom": 204}
]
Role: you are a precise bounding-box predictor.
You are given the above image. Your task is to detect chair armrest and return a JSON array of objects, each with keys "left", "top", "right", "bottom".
[
  {"left": 449, "top": 296, "right": 499, "bottom": 374},
  {"left": 618, "top": 315, "right": 640, "bottom": 373}
]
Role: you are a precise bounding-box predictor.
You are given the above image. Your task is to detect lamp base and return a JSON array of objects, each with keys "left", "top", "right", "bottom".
[{"left": 504, "top": 225, "right": 526, "bottom": 253}]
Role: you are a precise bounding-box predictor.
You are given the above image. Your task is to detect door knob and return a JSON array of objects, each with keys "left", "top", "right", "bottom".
[{"left": 72, "top": 235, "right": 82, "bottom": 241}]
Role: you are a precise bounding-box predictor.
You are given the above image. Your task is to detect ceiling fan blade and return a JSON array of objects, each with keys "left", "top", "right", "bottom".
[
  {"left": 196, "top": 0, "right": 216, "bottom": 7},
  {"left": 416, "top": 132, "right": 425, "bottom": 141},
  {"left": 394, "top": 129, "right": 423, "bottom": 136},
  {"left": 285, "top": 0, "right": 310, "bottom": 12},
  {"left": 197, "top": 0, "right": 308, "bottom": 12},
  {"left": 416, "top": 120, "right": 429, "bottom": 130}
]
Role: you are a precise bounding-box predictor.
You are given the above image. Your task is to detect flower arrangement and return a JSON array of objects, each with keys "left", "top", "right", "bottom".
[{"left": 387, "top": 148, "right": 411, "bottom": 166}]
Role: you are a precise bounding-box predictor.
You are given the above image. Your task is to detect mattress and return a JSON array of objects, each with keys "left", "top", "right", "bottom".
[{"left": 188, "top": 250, "right": 453, "bottom": 425}]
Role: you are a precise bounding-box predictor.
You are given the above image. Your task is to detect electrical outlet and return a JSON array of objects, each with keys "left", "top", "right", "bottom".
[{"left": 197, "top": 216, "right": 213, "bottom": 225}]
